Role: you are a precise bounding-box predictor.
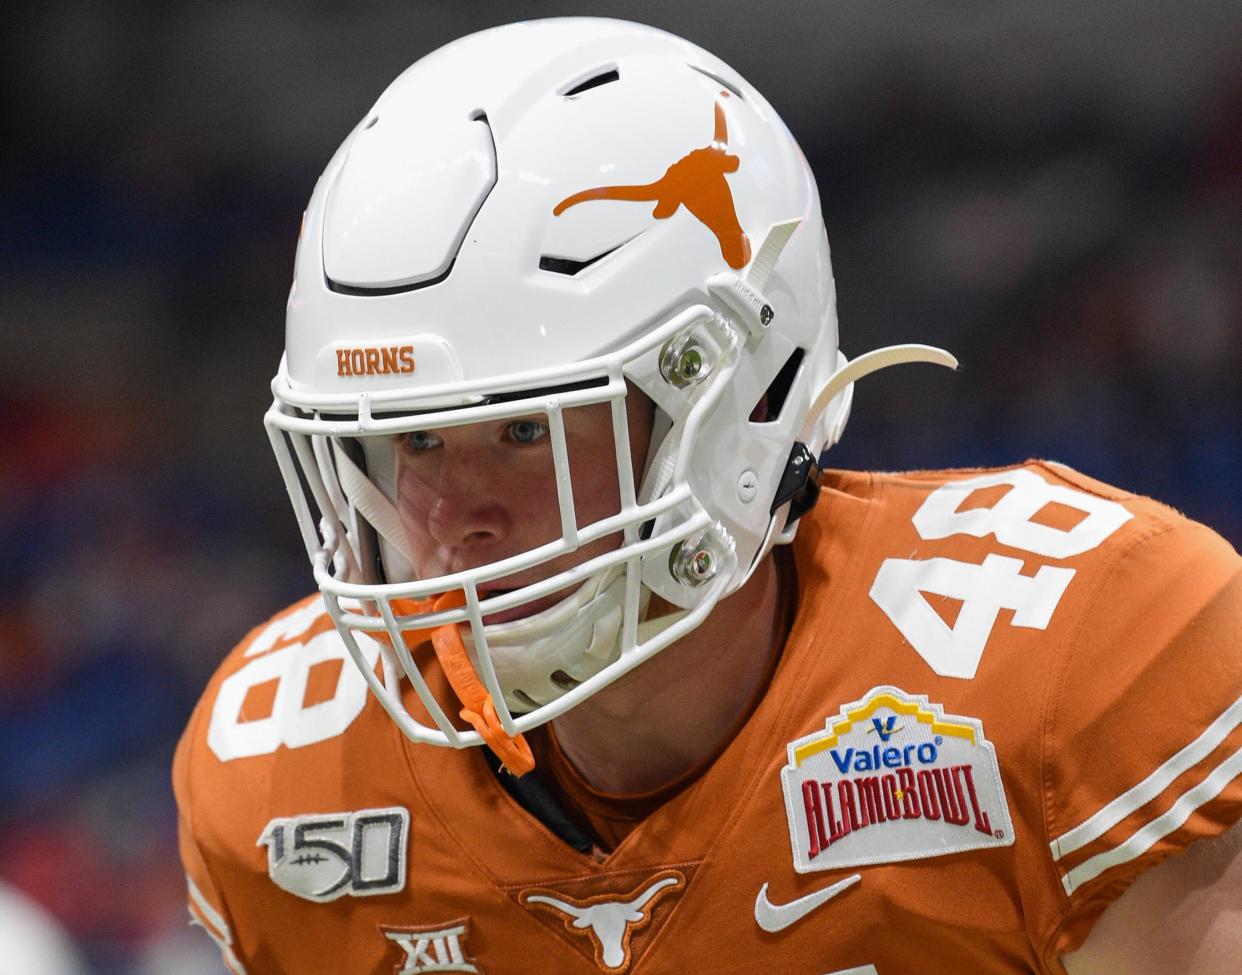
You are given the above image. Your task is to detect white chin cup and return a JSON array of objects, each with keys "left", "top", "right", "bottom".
[{"left": 466, "top": 566, "right": 640, "bottom": 713}]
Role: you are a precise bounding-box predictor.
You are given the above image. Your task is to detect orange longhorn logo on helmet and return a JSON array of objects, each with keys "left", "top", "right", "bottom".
[
  {"left": 553, "top": 93, "right": 752, "bottom": 270},
  {"left": 335, "top": 344, "right": 416, "bottom": 378}
]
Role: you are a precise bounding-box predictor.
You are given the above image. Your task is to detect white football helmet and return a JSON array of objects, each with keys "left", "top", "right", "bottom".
[{"left": 266, "top": 17, "right": 953, "bottom": 770}]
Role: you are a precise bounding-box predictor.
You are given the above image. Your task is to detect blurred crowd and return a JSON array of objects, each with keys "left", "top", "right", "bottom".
[{"left": 3, "top": 2, "right": 1239, "bottom": 971}]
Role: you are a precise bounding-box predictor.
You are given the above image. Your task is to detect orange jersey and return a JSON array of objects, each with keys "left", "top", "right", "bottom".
[{"left": 174, "top": 461, "right": 1242, "bottom": 975}]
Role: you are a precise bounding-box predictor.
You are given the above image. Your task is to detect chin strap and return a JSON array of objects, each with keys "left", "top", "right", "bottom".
[{"left": 636, "top": 608, "right": 688, "bottom": 644}]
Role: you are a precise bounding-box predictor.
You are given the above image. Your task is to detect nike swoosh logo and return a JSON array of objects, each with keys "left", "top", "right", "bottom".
[{"left": 754, "top": 873, "right": 861, "bottom": 933}]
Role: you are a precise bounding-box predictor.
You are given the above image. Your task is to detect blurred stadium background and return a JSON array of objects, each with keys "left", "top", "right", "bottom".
[{"left": 3, "top": 2, "right": 1239, "bottom": 971}]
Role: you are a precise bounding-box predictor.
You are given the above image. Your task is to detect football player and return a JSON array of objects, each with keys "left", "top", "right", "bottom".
[{"left": 174, "top": 18, "right": 1242, "bottom": 975}]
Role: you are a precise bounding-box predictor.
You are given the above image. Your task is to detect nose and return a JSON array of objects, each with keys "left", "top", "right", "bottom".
[
  {"left": 425, "top": 489, "right": 511, "bottom": 551},
  {"left": 396, "top": 452, "right": 512, "bottom": 560}
]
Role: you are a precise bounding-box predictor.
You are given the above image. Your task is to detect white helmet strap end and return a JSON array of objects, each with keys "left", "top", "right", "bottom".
[
  {"left": 334, "top": 442, "right": 416, "bottom": 566},
  {"left": 706, "top": 218, "right": 802, "bottom": 347},
  {"left": 768, "top": 343, "right": 959, "bottom": 531}
]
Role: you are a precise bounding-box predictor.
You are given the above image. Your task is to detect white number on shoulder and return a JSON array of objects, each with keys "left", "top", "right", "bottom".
[
  {"left": 871, "top": 555, "right": 1075, "bottom": 680},
  {"left": 911, "top": 469, "right": 1132, "bottom": 558},
  {"left": 870, "top": 470, "right": 1131, "bottom": 679},
  {"left": 207, "top": 604, "right": 380, "bottom": 761}
]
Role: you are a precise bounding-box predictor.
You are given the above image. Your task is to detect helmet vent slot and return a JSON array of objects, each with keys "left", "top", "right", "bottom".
[
  {"left": 326, "top": 261, "right": 454, "bottom": 296},
  {"left": 539, "top": 240, "right": 627, "bottom": 276},
  {"left": 560, "top": 67, "right": 620, "bottom": 97},
  {"left": 687, "top": 64, "right": 743, "bottom": 100},
  {"left": 751, "top": 348, "right": 805, "bottom": 424}
]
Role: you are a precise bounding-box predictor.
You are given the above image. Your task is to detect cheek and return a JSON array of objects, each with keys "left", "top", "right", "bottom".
[
  {"left": 394, "top": 465, "right": 441, "bottom": 545},
  {"left": 396, "top": 464, "right": 437, "bottom": 516},
  {"left": 568, "top": 444, "right": 625, "bottom": 525}
]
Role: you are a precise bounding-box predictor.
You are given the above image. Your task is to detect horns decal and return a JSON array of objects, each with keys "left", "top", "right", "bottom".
[{"left": 553, "top": 93, "right": 752, "bottom": 270}]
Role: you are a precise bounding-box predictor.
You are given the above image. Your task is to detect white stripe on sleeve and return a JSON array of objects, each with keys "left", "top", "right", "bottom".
[
  {"left": 1050, "top": 692, "right": 1242, "bottom": 861},
  {"left": 187, "top": 876, "right": 248, "bottom": 975},
  {"left": 1059, "top": 743, "right": 1242, "bottom": 895}
]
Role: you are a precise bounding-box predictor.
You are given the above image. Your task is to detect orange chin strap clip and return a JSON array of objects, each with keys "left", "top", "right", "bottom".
[{"left": 387, "top": 592, "right": 536, "bottom": 777}]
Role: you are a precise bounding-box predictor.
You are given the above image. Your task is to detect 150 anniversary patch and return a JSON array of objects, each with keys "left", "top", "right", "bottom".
[{"left": 780, "top": 686, "right": 1014, "bottom": 872}]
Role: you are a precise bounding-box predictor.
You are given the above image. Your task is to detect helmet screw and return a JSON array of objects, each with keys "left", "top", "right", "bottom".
[
  {"left": 689, "top": 549, "right": 715, "bottom": 580},
  {"left": 659, "top": 333, "right": 714, "bottom": 389},
  {"left": 670, "top": 540, "right": 719, "bottom": 587},
  {"left": 676, "top": 347, "right": 703, "bottom": 382},
  {"left": 737, "top": 469, "right": 758, "bottom": 503},
  {"left": 760, "top": 304, "right": 774, "bottom": 326}
]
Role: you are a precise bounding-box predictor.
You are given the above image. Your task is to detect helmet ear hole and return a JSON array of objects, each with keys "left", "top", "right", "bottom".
[{"left": 750, "top": 348, "right": 805, "bottom": 424}]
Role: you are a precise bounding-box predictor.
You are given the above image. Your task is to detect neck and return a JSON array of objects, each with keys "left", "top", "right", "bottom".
[{"left": 549, "top": 552, "right": 789, "bottom": 795}]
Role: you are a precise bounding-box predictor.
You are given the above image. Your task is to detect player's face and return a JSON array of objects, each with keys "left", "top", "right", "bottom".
[{"left": 393, "top": 393, "right": 655, "bottom": 622}]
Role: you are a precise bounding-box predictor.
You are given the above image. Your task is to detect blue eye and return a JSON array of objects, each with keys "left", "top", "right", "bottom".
[
  {"left": 405, "top": 430, "right": 443, "bottom": 452},
  {"left": 506, "top": 420, "right": 548, "bottom": 445}
]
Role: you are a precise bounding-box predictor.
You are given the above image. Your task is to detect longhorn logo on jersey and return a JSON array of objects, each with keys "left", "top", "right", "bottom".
[
  {"left": 515, "top": 867, "right": 689, "bottom": 972},
  {"left": 553, "top": 93, "right": 752, "bottom": 269},
  {"left": 780, "top": 686, "right": 1014, "bottom": 872}
]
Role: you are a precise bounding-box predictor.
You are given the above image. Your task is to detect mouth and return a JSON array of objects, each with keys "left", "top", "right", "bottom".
[{"left": 477, "top": 584, "right": 577, "bottom": 626}]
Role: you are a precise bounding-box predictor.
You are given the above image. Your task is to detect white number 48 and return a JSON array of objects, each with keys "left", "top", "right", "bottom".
[{"left": 869, "top": 469, "right": 1132, "bottom": 679}]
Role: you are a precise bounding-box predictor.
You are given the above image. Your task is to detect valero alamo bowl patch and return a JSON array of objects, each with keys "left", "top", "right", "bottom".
[{"left": 780, "top": 686, "right": 1014, "bottom": 872}]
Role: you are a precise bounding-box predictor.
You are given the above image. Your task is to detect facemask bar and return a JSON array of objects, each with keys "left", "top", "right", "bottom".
[
  {"left": 318, "top": 506, "right": 727, "bottom": 751},
  {"left": 289, "top": 379, "right": 646, "bottom": 587},
  {"left": 266, "top": 303, "right": 732, "bottom": 599},
  {"left": 265, "top": 303, "right": 749, "bottom": 749},
  {"left": 308, "top": 463, "right": 720, "bottom": 748},
  {"left": 290, "top": 432, "right": 363, "bottom": 581},
  {"left": 312, "top": 433, "right": 369, "bottom": 578}
]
